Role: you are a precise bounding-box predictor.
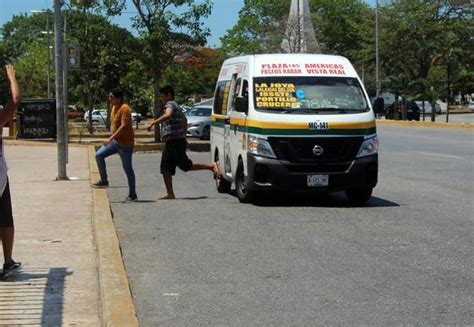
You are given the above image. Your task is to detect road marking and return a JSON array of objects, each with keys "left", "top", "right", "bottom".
[{"left": 419, "top": 152, "right": 465, "bottom": 160}]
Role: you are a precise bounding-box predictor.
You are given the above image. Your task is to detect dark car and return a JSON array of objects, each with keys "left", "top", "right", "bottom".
[{"left": 385, "top": 100, "right": 420, "bottom": 121}]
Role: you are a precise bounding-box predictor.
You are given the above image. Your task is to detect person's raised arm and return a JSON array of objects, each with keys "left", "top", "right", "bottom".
[{"left": 0, "top": 65, "right": 21, "bottom": 126}]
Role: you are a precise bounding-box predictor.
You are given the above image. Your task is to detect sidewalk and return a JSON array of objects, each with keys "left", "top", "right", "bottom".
[{"left": 0, "top": 144, "right": 100, "bottom": 325}]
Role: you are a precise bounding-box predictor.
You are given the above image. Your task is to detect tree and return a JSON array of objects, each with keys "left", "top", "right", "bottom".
[
  {"left": 221, "top": 0, "right": 374, "bottom": 91},
  {"left": 220, "top": 0, "right": 290, "bottom": 55},
  {"left": 162, "top": 47, "right": 225, "bottom": 104},
  {"left": 129, "top": 0, "right": 213, "bottom": 141},
  {"left": 379, "top": 0, "right": 473, "bottom": 109},
  {"left": 67, "top": 2, "right": 139, "bottom": 132}
]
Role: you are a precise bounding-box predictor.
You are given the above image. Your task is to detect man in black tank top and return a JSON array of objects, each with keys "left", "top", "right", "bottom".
[
  {"left": 0, "top": 65, "right": 22, "bottom": 275},
  {"left": 146, "top": 86, "right": 220, "bottom": 200}
]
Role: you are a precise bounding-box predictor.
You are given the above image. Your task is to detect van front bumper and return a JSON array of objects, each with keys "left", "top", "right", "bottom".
[{"left": 246, "top": 154, "right": 378, "bottom": 192}]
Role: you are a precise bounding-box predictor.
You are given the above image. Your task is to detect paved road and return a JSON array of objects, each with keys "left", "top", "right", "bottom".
[{"left": 107, "top": 125, "right": 474, "bottom": 326}]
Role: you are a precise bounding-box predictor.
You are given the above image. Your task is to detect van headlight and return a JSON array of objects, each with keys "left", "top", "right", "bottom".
[
  {"left": 357, "top": 136, "right": 378, "bottom": 158},
  {"left": 247, "top": 135, "right": 276, "bottom": 158}
]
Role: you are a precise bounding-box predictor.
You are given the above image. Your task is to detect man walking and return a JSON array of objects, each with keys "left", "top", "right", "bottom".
[
  {"left": 0, "top": 65, "right": 22, "bottom": 275},
  {"left": 92, "top": 88, "right": 138, "bottom": 202},
  {"left": 146, "top": 85, "right": 220, "bottom": 200}
]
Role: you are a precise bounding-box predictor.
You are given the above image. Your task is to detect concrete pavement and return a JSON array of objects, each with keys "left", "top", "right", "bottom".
[{"left": 0, "top": 143, "right": 138, "bottom": 326}]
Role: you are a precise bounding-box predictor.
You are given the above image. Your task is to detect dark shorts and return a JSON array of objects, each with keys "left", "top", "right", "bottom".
[
  {"left": 0, "top": 180, "right": 13, "bottom": 228},
  {"left": 160, "top": 138, "right": 193, "bottom": 176}
]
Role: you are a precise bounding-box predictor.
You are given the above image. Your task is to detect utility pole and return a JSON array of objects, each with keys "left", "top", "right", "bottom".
[
  {"left": 54, "top": 0, "right": 68, "bottom": 180},
  {"left": 375, "top": 0, "right": 381, "bottom": 97}
]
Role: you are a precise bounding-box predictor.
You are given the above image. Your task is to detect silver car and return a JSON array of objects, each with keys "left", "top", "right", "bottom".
[
  {"left": 84, "top": 109, "right": 107, "bottom": 125},
  {"left": 186, "top": 105, "right": 212, "bottom": 140},
  {"left": 415, "top": 101, "right": 441, "bottom": 115}
]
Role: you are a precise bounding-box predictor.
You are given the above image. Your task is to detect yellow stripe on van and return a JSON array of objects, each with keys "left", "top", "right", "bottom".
[{"left": 228, "top": 118, "right": 375, "bottom": 130}]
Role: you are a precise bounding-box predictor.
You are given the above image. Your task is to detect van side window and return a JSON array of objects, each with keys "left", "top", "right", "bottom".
[
  {"left": 242, "top": 80, "right": 249, "bottom": 99},
  {"left": 231, "top": 78, "right": 242, "bottom": 112},
  {"left": 213, "top": 80, "right": 232, "bottom": 115}
]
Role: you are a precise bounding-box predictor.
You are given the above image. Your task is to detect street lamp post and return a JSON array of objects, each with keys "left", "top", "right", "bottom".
[
  {"left": 375, "top": 0, "right": 381, "bottom": 98},
  {"left": 54, "top": 0, "right": 68, "bottom": 180}
]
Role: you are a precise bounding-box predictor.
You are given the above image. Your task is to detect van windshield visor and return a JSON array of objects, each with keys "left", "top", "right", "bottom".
[{"left": 254, "top": 77, "right": 369, "bottom": 114}]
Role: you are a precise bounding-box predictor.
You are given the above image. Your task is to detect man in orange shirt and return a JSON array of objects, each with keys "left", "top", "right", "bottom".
[{"left": 92, "top": 88, "right": 137, "bottom": 202}]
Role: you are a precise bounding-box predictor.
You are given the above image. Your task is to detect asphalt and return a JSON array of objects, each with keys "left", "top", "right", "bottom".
[{"left": 0, "top": 116, "right": 472, "bottom": 326}]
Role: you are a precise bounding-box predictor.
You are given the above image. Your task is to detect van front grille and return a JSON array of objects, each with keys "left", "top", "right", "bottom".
[{"left": 268, "top": 137, "right": 364, "bottom": 163}]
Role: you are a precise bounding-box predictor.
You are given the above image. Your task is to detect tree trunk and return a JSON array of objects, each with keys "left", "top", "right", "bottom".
[
  {"left": 402, "top": 97, "right": 407, "bottom": 121},
  {"left": 86, "top": 85, "right": 93, "bottom": 134}
]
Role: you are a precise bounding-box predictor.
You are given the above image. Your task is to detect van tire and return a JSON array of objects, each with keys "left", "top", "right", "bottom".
[
  {"left": 236, "top": 161, "right": 254, "bottom": 203},
  {"left": 346, "top": 188, "right": 373, "bottom": 205},
  {"left": 215, "top": 151, "right": 231, "bottom": 193}
]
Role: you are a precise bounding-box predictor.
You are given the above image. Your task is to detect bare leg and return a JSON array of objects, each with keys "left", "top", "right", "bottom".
[
  {"left": 190, "top": 162, "right": 221, "bottom": 178},
  {"left": 158, "top": 173, "right": 175, "bottom": 200},
  {"left": 0, "top": 227, "right": 14, "bottom": 264}
]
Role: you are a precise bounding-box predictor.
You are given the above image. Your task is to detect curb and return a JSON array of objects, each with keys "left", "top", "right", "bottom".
[
  {"left": 376, "top": 119, "right": 474, "bottom": 130},
  {"left": 88, "top": 146, "right": 139, "bottom": 327}
]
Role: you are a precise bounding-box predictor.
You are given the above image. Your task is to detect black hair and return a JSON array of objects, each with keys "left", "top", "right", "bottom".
[
  {"left": 110, "top": 88, "right": 124, "bottom": 100},
  {"left": 160, "top": 85, "right": 175, "bottom": 99}
]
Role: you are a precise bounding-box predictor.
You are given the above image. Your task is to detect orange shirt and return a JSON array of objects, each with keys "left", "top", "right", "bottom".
[{"left": 111, "top": 103, "right": 134, "bottom": 147}]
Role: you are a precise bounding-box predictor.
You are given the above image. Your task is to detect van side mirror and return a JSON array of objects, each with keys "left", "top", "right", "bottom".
[
  {"left": 373, "top": 97, "right": 384, "bottom": 114},
  {"left": 235, "top": 96, "right": 249, "bottom": 114}
]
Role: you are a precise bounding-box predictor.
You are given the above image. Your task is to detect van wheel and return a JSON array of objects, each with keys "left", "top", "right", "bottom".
[
  {"left": 236, "top": 161, "right": 254, "bottom": 203},
  {"left": 346, "top": 188, "right": 373, "bottom": 205},
  {"left": 215, "top": 153, "right": 231, "bottom": 193}
]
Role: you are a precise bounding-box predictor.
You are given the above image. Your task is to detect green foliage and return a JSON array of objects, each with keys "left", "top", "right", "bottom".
[
  {"left": 220, "top": 0, "right": 289, "bottom": 55},
  {"left": 12, "top": 40, "right": 50, "bottom": 98},
  {"left": 0, "top": 43, "right": 9, "bottom": 105},
  {"left": 379, "top": 0, "right": 473, "bottom": 100},
  {"left": 162, "top": 47, "right": 226, "bottom": 104}
]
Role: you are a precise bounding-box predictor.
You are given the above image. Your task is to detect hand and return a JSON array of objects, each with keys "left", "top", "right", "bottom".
[
  {"left": 5, "top": 65, "right": 16, "bottom": 82},
  {"left": 103, "top": 137, "right": 113, "bottom": 146},
  {"left": 146, "top": 122, "right": 154, "bottom": 132}
]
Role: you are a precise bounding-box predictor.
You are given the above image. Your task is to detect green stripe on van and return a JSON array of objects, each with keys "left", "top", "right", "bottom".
[{"left": 212, "top": 122, "right": 376, "bottom": 136}]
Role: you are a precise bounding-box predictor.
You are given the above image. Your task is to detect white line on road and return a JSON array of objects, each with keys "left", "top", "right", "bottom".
[{"left": 419, "top": 152, "right": 465, "bottom": 160}]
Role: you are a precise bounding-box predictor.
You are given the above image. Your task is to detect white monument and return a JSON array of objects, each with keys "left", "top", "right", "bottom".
[{"left": 281, "top": 0, "right": 321, "bottom": 54}]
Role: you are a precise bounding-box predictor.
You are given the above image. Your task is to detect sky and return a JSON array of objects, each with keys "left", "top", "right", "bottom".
[{"left": 0, "top": 0, "right": 376, "bottom": 48}]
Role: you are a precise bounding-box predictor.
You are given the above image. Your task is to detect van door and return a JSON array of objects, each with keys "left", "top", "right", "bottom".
[
  {"left": 229, "top": 77, "right": 248, "bottom": 177},
  {"left": 212, "top": 79, "right": 232, "bottom": 177}
]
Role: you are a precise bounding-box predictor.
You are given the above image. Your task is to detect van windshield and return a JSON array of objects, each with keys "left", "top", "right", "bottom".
[{"left": 253, "top": 76, "right": 369, "bottom": 114}]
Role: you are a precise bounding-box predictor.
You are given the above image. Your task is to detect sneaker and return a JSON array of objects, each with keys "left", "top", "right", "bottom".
[
  {"left": 3, "top": 260, "right": 22, "bottom": 274},
  {"left": 91, "top": 180, "right": 109, "bottom": 188},
  {"left": 125, "top": 194, "right": 138, "bottom": 202}
]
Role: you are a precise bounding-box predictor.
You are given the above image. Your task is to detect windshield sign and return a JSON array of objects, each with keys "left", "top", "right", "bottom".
[{"left": 254, "top": 77, "right": 369, "bottom": 114}]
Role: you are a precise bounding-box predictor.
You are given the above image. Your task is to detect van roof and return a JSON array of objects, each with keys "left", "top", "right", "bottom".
[{"left": 219, "top": 54, "right": 358, "bottom": 79}]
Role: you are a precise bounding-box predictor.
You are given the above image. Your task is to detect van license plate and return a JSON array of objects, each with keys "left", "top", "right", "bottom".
[{"left": 307, "top": 175, "right": 329, "bottom": 187}]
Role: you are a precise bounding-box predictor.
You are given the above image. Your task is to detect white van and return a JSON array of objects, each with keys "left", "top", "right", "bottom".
[{"left": 211, "top": 54, "right": 380, "bottom": 204}]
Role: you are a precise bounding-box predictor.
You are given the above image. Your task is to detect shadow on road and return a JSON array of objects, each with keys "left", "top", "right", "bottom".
[{"left": 231, "top": 191, "right": 399, "bottom": 208}]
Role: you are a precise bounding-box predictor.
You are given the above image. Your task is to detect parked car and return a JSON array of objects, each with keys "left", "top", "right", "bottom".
[
  {"left": 468, "top": 100, "right": 474, "bottom": 112},
  {"left": 84, "top": 109, "right": 107, "bottom": 125},
  {"left": 131, "top": 110, "right": 143, "bottom": 123},
  {"left": 385, "top": 100, "right": 420, "bottom": 121},
  {"left": 68, "top": 106, "right": 84, "bottom": 120},
  {"left": 415, "top": 101, "right": 441, "bottom": 115},
  {"left": 186, "top": 105, "right": 212, "bottom": 140}
]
